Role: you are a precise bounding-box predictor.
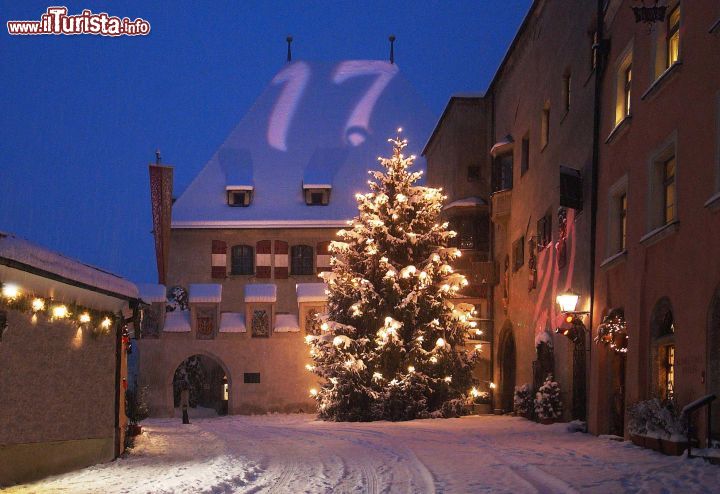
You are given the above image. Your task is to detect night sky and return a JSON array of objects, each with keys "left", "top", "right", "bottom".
[{"left": 0, "top": 1, "right": 531, "bottom": 283}]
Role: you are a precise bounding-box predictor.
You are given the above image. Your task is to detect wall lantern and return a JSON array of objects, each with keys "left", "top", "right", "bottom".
[
  {"left": 556, "top": 290, "right": 580, "bottom": 313},
  {"left": 555, "top": 290, "right": 589, "bottom": 343}
]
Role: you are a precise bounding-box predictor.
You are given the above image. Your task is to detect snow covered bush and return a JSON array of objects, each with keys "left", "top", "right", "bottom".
[
  {"left": 126, "top": 385, "right": 151, "bottom": 425},
  {"left": 306, "top": 135, "right": 480, "bottom": 421},
  {"left": 166, "top": 285, "right": 189, "bottom": 312},
  {"left": 534, "top": 375, "right": 562, "bottom": 421},
  {"left": 513, "top": 384, "right": 533, "bottom": 417},
  {"left": 627, "top": 398, "right": 687, "bottom": 439}
]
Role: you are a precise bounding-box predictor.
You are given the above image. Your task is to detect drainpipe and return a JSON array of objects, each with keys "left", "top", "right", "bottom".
[
  {"left": 489, "top": 90, "right": 497, "bottom": 412},
  {"left": 588, "top": 0, "right": 606, "bottom": 432},
  {"left": 113, "top": 309, "right": 123, "bottom": 458}
]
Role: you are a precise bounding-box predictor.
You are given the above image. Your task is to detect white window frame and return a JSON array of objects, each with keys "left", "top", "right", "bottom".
[
  {"left": 645, "top": 132, "right": 679, "bottom": 234},
  {"left": 606, "top": 175, "right": 629, "bottom": 259},
  {"left": 613, "top": 42, "right": 633, "bottom": 128}
]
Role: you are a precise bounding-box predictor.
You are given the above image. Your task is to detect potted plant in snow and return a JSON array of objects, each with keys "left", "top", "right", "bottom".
[
  {"left": 627, "top": 398, "right": 688, "bottom": 455},
  {"left": 534, "top": 375, "right": 562, "bottom": 424},
  {"left": 513, "top": 384, "right": 533, "bottom": 420},
  {"left": 125, "top": 385, "right": 151, "bottom": 436}
]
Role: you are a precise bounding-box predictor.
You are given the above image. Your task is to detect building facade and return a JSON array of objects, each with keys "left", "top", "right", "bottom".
[
  {"left": 0, "top": 232, "right": 138, "bottom": 486},
  {"left": 589, "top": 0, "right": 720, "bottom": 440},
  {"left": 138, "top": 60, "right": 436, "bottom": 416}
]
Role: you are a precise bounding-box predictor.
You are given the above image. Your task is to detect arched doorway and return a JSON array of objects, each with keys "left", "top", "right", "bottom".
[
  {"left": 498, "top": 322, "right": 516, "bottom": 413},
  {"left": 708, "top": 286, "right": 720, "bottom": 441},
  {"left": 172, "top": 353, "right": 230, "bottom": 417},
  {"left": 650, "top": 298, "right": 675, "bottom": 400},
  {"left": 572, "top": 326, "right": 587, "bottom": 421}
]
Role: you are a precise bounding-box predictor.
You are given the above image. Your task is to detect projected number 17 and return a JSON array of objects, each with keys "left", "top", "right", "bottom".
[{"left": 267, "top": 61, "right": 398, "bottom": 151}]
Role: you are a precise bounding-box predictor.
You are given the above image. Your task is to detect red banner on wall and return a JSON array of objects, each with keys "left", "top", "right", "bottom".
[{"left": 149, "top": 164, "right": 173, "bottom": 284}]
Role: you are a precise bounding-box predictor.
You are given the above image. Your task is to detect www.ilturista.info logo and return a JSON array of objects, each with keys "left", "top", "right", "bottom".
[{"left": 7, "top": 7, "right": 150, "bottom": 36}]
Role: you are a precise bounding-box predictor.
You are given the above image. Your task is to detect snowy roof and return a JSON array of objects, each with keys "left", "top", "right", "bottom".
[
  {"left": 219, "top": 312, "right": 246, "bottom": 333},
  {"left": 0, "top": 231, "right": 138, "bottom": 300},
  {"left": 171, "top": 60, "right": 436, "bottom": 229},
  {"left": 138, "top": 283, "right": 167, "bottom": 303},
  {"left": 443, "top": 196, "right": 488, "bottom": 210},
  {"left": 274, "top": 313, "right": 300, "bottom": 333},
  {"left": 296, "top": 283, "right": 328, "bottom": 303},
  {"left": 244, "top": 284, "right": 277, "bottom": 302},
  {"left": 189, "top": 284, "right": 222, "bottom": 303},
  {"left": 164, "top": 311, "right": 191, "bottom": 332},
  {"left": 490, "top": 135, "right": 514, "bottom": 156}
]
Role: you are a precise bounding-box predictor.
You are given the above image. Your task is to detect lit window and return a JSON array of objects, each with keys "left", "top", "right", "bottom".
[
  {"left": 231, "top": 245, "right": 254, "bottom": 275},
  {"left": 541, "top": 105, "right": 550, "bottom": 150},
  {"left": 665, "top": 345, "right": 675, "bottom": 399},
  {"left": 663, "top": 156, "right": 676, "bottom": 224},
  {"left": 667, "top": 5, "right": 680, "bottom": 68},
  {"left": 623, "top": 65, "right": 632, "bottom": 118},
  {"left": 291, "top": 245, "right": 314, "bottom": 275}
]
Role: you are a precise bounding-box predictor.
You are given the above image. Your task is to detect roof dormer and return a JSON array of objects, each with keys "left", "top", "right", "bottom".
[
  {"left": 226, "top": 186, "right": 253, "bottom": 207},
  {"left": 303, "top": 183, "right": 331, "bottom": 206}
]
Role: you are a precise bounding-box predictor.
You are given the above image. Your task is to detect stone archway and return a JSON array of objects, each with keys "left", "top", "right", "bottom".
[
  {"left": 169, "top": 351, "right": 232, "bottom": 417},
  {"left": 708, "top": 285, "right": 720, "bottom": 441},
  {"left": 497, "top": 321, "right": 517, "bottom": 413}
]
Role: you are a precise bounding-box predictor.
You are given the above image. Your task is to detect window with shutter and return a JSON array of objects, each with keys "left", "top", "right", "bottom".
[
  {"left": 231, "top": 245, "right": 254, "bottom": 275},
  {"left": 274, "top": 240, "right": 289, "bottom": 279},
  {"left": 316, "top": 241, "right": 331, "bottom": 274}
]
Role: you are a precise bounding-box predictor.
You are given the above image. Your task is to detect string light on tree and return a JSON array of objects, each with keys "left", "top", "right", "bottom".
[{"left": 305, "top": 133, "right": 478, "bottom": 421}]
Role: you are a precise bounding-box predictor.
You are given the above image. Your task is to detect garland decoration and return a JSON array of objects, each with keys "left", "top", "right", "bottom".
[{"left": 594, "top": 308, "right": 628, "bottom": 353}]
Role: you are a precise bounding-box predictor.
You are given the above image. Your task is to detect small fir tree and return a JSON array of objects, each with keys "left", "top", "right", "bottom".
[
  {"left": 534, "top": 375, "right": 562, "bottom": 421},
  {"left": 513, "top": 384, "right": 533, "bottom": 418},
  {"left": 306, "top": 133, "right": 480, "bottom": 421}
]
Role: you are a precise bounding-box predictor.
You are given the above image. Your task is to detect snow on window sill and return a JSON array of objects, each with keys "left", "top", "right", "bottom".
[
  {"left": 641, "top": 62, "right": 682, "bottom": 102},
  {"left": 704, "top": 191, "right": 720, "bottom": 212},
  {"left": 639, "top": 220, "right": 680, "bottom": 247},
  {"left": 605, "top": 115, "right": 632, "bottom": 144},
  {"left": 600, "top": 250, "right": 627, "bottom": 269}
]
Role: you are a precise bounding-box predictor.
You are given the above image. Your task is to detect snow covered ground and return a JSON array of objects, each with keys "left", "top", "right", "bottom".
[{"left": 10, "top": 414, "right": 720, "bottom": 493}]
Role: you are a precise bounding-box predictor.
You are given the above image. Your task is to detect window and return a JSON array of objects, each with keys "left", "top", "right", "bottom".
[
  {"left": 606, "top": 176, "right": 628, "bottom": 258},
  {"left": 304, "top": 187, "right": 330, "bottom": 206},
  {"left": 560, "top": 166, "right": 583, "bottom": 211},
  {"left": 537, "top": 212, "right": 552, "bottom": 249},
  {"left": 291, "top": 245, "right": 314, "bottom": 275},
  {"left": 562, "top": 74, "right": 571, "bottom": 114},
  {"left": 647, "top": 138, "right": 678, "bottom": 232},
  {"left": 244, "top": 372, "right": 261, "bottom": 384},
  {"left": 467, "top": 165, "right": 481, "bottom": 182},
  {"left": 449, "top": 215, "right": 489, "bottom": 252},
  {"left": 664, "top": 345, "right": 675, "bottom": 399},
  {"left": 667, "top": 5, "right": 680, "bottom": 68},
  {"left": 521, "top": 136, "right": 530, "bottom": 175},
  {"left": 227, "top": 189, "right": 252, "bottom": 207},
  {"left": 623, "top": 65, "right": 632, "bottom": 118},
  {"left": 231, "top": 245, "right": 254, "bottom": 275},
  {"left": 541, "top": 104, "right": 550, "bottom": 150},
  {"left": 651, "top": 298, "right": 675, "bottom": 400},
  {"left": 620, "top": 193, "right": 628, "bottom": 251},
  {"left": 493, "top": 153, "right": 513, "bottom": 191},
  {"left": 663, "top": 156, "right": 676, "bottom": 224},
  {"left": 613, "top": 46, "right": 633, "bottom": 126},
  {"left": 512, "top": 236, "right": 524, "bottom": 272}
]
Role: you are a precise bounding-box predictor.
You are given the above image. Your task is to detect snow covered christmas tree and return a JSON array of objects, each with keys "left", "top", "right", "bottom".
[
  {"left": 306, "top": 132, "right": 480, "bottom": 421},
  {"left": 534, "top": 375, "right": 562, "bottom": 422}
]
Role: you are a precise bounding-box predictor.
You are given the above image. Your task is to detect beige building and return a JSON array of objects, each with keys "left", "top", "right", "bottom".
[
  {"left": 138, "top": 60, "right": 436, "bottom": 416},
  {"left": 0, "top": 232, "right": 139, "bottom": 486}
]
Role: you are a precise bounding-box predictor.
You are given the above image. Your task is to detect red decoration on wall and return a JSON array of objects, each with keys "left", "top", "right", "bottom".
[
  {"left": 256, "top": 240, "right": 272, "bottom": 279},
  {"left": 149, "top": 164, "right": 174, "bottom": 284},
  {"left": 556, "top": 207, "right": 568, "bottom": 269},
  {"left": 211, "top": 240, "right": 227, "bottom": 279},
  {"left": 274, "top": 240, "right": 289, "bottom": 279}
]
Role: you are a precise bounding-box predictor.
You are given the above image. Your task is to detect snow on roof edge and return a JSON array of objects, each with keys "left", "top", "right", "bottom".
[
  {"left": 245, "top": 283, "right": 277, "bottom": 302},
  {"left": 189, "top": 284, "right": 222, "bottom": 303}
]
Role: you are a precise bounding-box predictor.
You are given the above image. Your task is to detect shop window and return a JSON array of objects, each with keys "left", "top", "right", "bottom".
[
  {"left": 231, "top": 245, "right": 254, "bottom": 275},
  {"left": 291, "top": 245, "right": 314, "bottom": 275},
  {"left": 650, "top": 298, "right": 676, "bottom": 400}
]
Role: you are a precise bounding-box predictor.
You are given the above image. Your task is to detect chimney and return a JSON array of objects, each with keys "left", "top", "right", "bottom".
[
  {"left": 389, "top": 35, "right": 396, "bottom": 64},
  {"left": 286, "top": 36, "right": 293, "bottom": 62},
  {"left": 149, "top": 152, "right": 174, "bottom": 285}
]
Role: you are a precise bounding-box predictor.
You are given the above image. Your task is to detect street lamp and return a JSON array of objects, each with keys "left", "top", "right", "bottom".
[{"left": 556, "top": 290, "right": 580, "bottom": 313}]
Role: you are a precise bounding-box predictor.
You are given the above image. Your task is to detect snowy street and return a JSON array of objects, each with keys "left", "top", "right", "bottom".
[{"left": 12, "top": 414, "right": 720, "bottom": 493}]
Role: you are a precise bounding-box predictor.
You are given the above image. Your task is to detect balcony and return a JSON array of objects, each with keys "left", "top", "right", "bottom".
[{"left": 491, "top": 189, "right": 512, "bottom": 223}]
